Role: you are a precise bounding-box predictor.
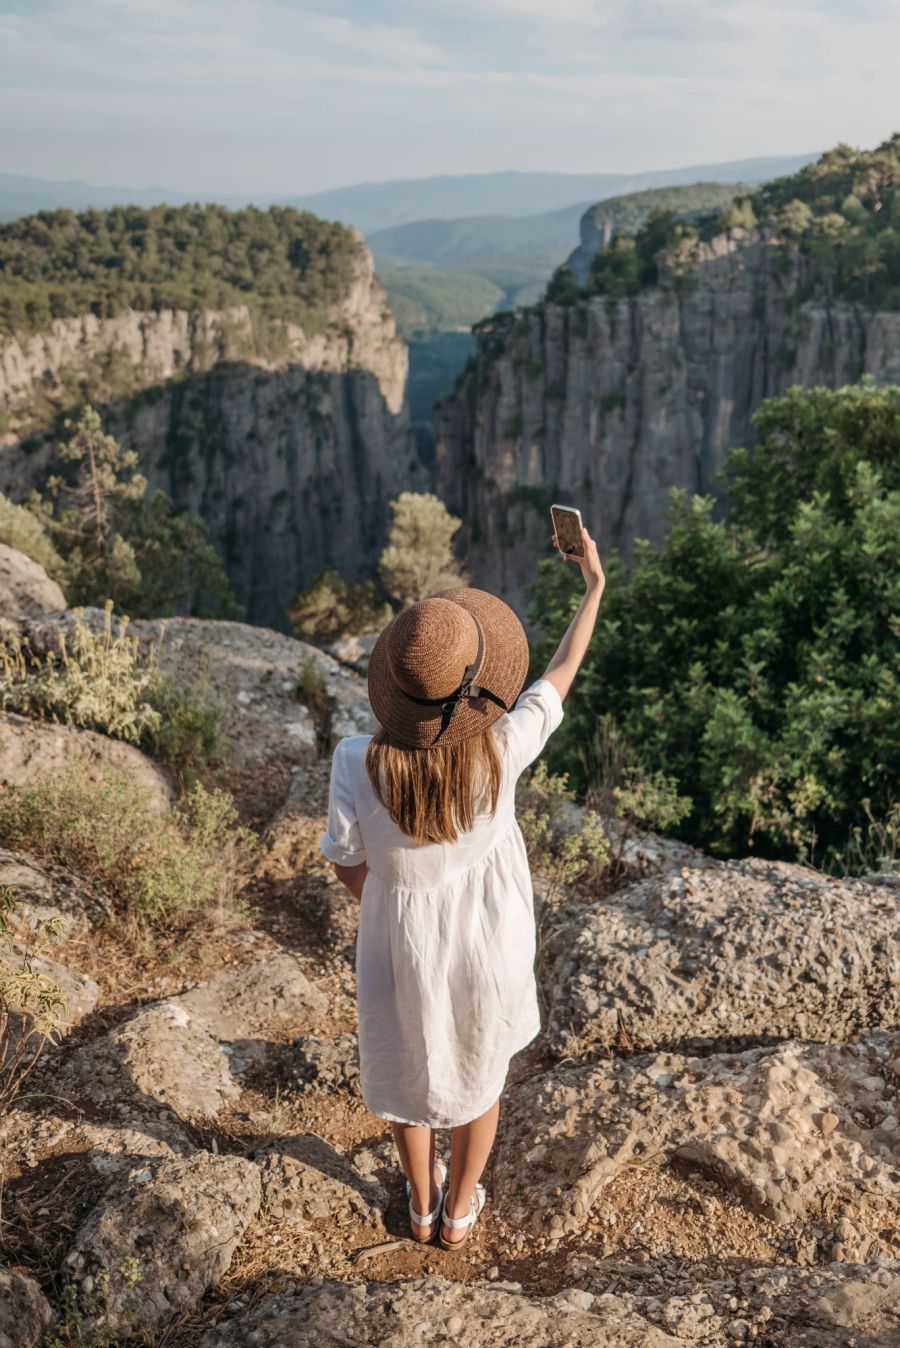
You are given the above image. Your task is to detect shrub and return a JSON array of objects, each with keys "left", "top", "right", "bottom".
[
  {"left": 288, "top": 568, "right": 391, "bottom": 643},
  {"left": 379, "top": 492, "right": 467, "bottom": 608},
  {"left": 0, "top": 492, "right": 65, "bottom": 578},
  {"left": 527, "top": 380, "right": 900, "bottom": 871},
  {"left": 516, "top": 760, "right": 609, "bottom": 910},
  {"left": 0, "top": 885, "right": 68, "bottom": 1115},
  {"left": 0, "top": 770, "right": 258, "bottom": 923},
  {"left": 0, "top": 602, "right": 230, "bottom": 780}
]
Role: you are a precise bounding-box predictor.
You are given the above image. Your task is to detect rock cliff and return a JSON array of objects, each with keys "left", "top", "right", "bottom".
[
  {"left": 435, "top": 228, "right": 900, "bottom": 612},
  {"left": 0, "top": 236, "right": 422, "bottom": 629}
]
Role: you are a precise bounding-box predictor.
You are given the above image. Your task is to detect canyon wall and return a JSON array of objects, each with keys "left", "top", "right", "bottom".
[
  {"left": 435, "top": 228, "right": 900, "bottom": 614},
  {"left": 0, "top": 237, "right": 422, "bottom": 629}
]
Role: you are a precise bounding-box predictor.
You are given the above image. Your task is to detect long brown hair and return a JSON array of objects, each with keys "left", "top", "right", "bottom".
[{"left": 365, "top": 727, "right": 502, "bottom": 845}]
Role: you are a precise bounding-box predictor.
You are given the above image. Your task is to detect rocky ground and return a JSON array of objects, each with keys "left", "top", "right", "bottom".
[{"left": 1, "top": 545, "right": 898, "bottom": 1347}]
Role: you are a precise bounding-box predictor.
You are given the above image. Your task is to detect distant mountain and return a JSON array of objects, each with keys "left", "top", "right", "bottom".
[
  {"left": 287, "top": 154, "right": 818, "bottom": 233},
  {"left": 0, "top": 171, "right": 199, "bottom": 221}
]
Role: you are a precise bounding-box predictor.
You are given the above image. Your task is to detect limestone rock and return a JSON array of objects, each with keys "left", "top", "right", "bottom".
[
  {"left": 436, "top": 232, "right": 900, "bottom": 614},
  {"left": 495, "top": 1031, "right": 900, "bottom": 1253},
  {"left": 62, "top": 1152, "right": 261, "bottom": 1335},
  {"left": 254, "top": 1132, "right": 387, "bottom": 1230},
  {"left": 198, "top": 1277, "right": 681, "bottom": 1347},
  {"left": 0, "top": 848, "right": 102, "bottom": 939},
  {"left": 576, "top": 1259, "right": 900, "bottom": 1348},
  {"left": 545, "top": 858, "right": 900, "bottom": 1054},
  {"left": 121, "top": 617, "right": 376, "bottom": 769},
  {"left": 58, "top": 999, "right": 239, "bottom": 1135},
  {"left": 283, "top": 1033, "right": 360, "bottom": 1095},
  {"left": 174, "top": 952, "right": 328, "bottom": 1042},
  {"left": 0, "top": 710, "right": 172, "bottom": 810},
  {"left": 325, "top": 632, "right": 378, "bottom": 674},
  {"left": 0, "top": 542, "right": 65, "bottom": 620},
  {"left": 0, "top": 1267, "right": 52, "bottom": 1348}
]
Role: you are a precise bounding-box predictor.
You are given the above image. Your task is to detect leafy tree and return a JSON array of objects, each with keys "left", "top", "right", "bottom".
[
  {"left": 287, "top": 568, "right": 392, "bottom": 643},
  {"left": 25, "top": 406, "right": 239, "bottom": 618},
  {"left": 527, "top": 380, "right": 900, "bottom": 872},
  {"left": 379, "top": 492, "right": 467, "bottom": 608},
  {"left": 0, "top": 492, "right": 65, "bottom": 579}
]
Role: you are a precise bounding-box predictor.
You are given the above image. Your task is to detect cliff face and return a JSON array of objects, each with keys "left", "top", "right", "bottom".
[
  {"left": 0, "top": 238, "right": 421, "bottom": 629},
  {"left": 435, "top": 229, "right": 900, "bottom": 613}
]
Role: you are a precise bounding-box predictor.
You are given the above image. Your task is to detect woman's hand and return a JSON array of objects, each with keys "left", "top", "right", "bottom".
[{"left": 551, "top": 527, "right": 605, "bottom": 596}]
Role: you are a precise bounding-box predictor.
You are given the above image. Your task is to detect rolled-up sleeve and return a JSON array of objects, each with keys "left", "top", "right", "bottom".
[
  {"left": 502, "top": 677, "right": 565, "bottom": 778},
  {"left": 320, "top": 739, "right": 367, "bottom": 866}
]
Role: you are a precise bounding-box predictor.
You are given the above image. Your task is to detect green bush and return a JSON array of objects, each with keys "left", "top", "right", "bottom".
[
  {"left": 0, "top": 601, "right": 229, "bottom": 780},
  {"left": 0, "top": 769, "right": 257, "bottom": 922},
  {"left": 288, "top": 568, "right": 391, "bottom": 643},
  {"left": 0, "top": 492, "right": 65, "bottom": 578},
  {"left": 527, "top": 380, "right": 900, "bottom": 871}
]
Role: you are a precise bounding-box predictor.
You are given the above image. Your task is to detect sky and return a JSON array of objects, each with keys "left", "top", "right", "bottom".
[{"left": 1, "top": 0, "right": 898, "bottom": 196}]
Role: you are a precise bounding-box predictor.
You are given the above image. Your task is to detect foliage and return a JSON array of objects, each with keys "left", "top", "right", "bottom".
[
  {"left": 288, "top": 568, "right": 392, "bottom": 643},
  {"left": 0, "top": 601, "right": 229, "bottom": 780},
  {"left": 580, "top": 134, "right": 900, "bottom": 307},
  {"left": 45, "top": 1260, "right": 143, "bottom": 1348},
  {"left": 375, "top": 259, "right": 502, "bottom": 338},
  {"left": 516, "top": 760, "right": 610, "bottom": 909},
  {"left": 0, "top": 769, "right": 257, "bottom": 922},
  {"left": 527, "top": 380, "right": 900, "bottom": 871},
  {"left": 21, "top": 407, "right": 239, "bottom": 618},
  {"left": 0, "top": 491, "right": 65, "bottom": 578},
  {"left": 379, "top": 491, "right": 468, "bottom": 607},
  {"left": 0, "top": 885, "right": 67, "bottom": 1116},
  {"left": 0, "top": 203, "right": 361, "bottom": 337}
]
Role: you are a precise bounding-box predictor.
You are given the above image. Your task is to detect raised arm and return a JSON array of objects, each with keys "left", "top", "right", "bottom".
[{"left": 542, "top": 526, "right": 605, "bottom": 703}]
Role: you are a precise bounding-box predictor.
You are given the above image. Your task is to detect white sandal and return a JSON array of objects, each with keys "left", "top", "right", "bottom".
[
  {"left": 439, "top": 1181, "right": 485, "bottom": 1250},
  {"left": 406, "top": 1159, "right": 447, "bottom": 1242}
]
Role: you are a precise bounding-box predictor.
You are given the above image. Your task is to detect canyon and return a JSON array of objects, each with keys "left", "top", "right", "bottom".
[{"left": 434, "top": 227, "right": 900, "bottom": 611}]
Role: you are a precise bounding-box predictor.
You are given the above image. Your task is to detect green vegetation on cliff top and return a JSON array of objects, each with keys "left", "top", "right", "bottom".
[
  {"left": 570, "top": 134, "right": 900, "bottom": 307},
  {"left": 0, "top": 203, "right": 362, "bottom": 337}
]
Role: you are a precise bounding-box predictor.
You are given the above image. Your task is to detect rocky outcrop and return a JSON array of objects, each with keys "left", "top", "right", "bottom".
[
  {"left": 0, "top": 1268, "right": 52, "bottom": 1348},
  {"left": 544, "top": 857, "right": 900, "bottom": 1054},
  {"left": 198, "top": 1277, "right": 682, "bottom": 1347},
  {"left": 61, "top": 1152, "right": 261, "bottom": 1336},
  {"left": 435, "top": 229, "right": 900, "bottom": 611},
  {"left": 0, "top": 709, "right": 173, "bottom": 807},
  {"left": 0, "top": 240, "right": 424, "bottom": 630},
  {"left": 495, "top": 1031, "right": 900, "bottom": 1257},
  {"left": 0, "top": 542, "right": 65, "bottom": 620},
  {"left": 254, "top": 1132, "right": 387, "bottom": 1231}
]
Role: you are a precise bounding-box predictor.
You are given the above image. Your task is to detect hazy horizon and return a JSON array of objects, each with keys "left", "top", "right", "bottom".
[{"left": 1, "top": 1, "right": 897, "bottom": 198}]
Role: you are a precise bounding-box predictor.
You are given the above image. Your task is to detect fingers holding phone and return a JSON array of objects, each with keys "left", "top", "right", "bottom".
[{"left": 550, "top": 504, "right": 605, "bottom": 596}]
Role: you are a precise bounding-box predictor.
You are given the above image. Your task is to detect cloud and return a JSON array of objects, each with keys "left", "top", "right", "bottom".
[{"left": 0, "top": 0, "right": 897, "bottom": 193}]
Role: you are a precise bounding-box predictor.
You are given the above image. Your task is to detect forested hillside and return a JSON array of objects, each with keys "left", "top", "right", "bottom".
[{"left": 0, "top": 204, "right": 361, "bottom": 337}]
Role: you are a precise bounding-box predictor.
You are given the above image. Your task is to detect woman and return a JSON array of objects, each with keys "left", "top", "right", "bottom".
[{"left": 320, "top": 526, "right": 604, "bottom": 1248}]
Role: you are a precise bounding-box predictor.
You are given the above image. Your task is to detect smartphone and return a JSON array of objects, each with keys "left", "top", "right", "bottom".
[{"left": 550, "top": 503, "right": 585, "bottom": 559}]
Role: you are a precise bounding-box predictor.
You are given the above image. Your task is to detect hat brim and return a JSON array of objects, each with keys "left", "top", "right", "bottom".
[{"left": 367, "top": 587, "right": 530, "bottom": 749}]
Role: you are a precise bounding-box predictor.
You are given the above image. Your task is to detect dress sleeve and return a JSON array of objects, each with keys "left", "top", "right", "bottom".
[
  {"left": 320, "top": 739, "right": 367, "bottom": 866},
  {"left": 501, "top": 677, "right": 565, "bottom": 779}
]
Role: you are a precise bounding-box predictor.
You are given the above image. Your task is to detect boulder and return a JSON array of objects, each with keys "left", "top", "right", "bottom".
[
  {"left": 62, "top": 1152, "right": 261, "bottom": 1335},
  {"left": 0, "top": 542, "right": 65, "bottom": 620},
  {"left": 58, "top": 999, "right": 239, "bottom": 1136},
  {"left": 283, "top": 1033, "right": 360, "bottom": 1095},
  {"left": 494, "top": 1031, "right": 900, "bottom": 1256},
  {"left": 0, "top": 711, "right": 172, "bottom": 810},
  {"left": 254, "top": 1132, "right": 387, "bottom": 1230},
  {"left": 198, "top": 1277, "right": 681, "bottom": 1347},
  {"left": 325, "top": 632, "right": 378, "bottom": 674},
  {"left": 0, "top": 1267, "right": 52, "bottom": 1348},
  {"left": 123, "top": 616, "right": 376, "bottom": 768},
  {"left": 174, "top": 952, "right": 328, "bottom": 1041},
  {"left": 545, "top": 858, "right": 900, "bottom": 1054},
  {"left": 0, "top": 848, "right": 102, "bottom": 940}
]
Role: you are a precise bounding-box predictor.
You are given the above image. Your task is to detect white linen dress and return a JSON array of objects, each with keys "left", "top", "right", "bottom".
[{"left": 319, "top": 678, "right": 564, "bottom": 1128}]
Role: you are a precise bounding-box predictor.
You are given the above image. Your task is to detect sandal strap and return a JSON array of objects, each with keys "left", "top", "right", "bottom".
[
  {"left": 409, "top": 1193, "right": 443, "bottom": 1226},
  {"left": 442, "top": 1183, "right": 485, "bottom": 1229}
]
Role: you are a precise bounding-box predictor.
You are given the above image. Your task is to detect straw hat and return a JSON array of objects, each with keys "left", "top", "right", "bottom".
[{"left": 367, "top": 587, "right": 530, "bottom": 749}]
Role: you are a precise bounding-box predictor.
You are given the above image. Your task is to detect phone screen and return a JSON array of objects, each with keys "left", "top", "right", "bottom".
[{"left": 551, "top": 505, "right": 584, "bottom": 558}]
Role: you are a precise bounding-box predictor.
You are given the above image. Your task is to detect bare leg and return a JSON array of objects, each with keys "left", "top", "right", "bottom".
[
  {"left": 392, "top": 1122, "right": 442, "bottom": 1239},
  {"left": 443, "top": 1096, "right": 500, "bottom": 1244}
]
